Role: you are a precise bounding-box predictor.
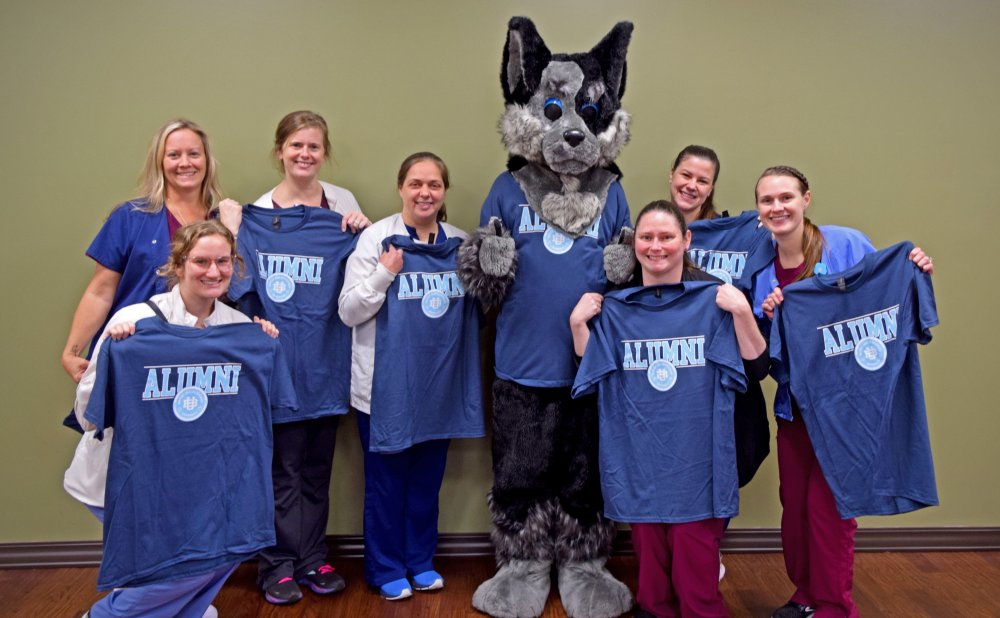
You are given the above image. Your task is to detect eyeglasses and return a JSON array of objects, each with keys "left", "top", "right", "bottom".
[{"left": 185, "top": 255, "right": 234, "bottom": 270}]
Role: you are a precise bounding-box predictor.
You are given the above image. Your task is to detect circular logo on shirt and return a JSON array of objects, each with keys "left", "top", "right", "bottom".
[
  {"left": 854, "top": 337, "right": 887, "bottom": 371},
  {"left": 647, "top": 359, "right": 678, "bottom": 392},
  {"left": 265, "top": 272, "right": 295, "bottom": 303},
  {"left": 543, "top": 227, "right": 574, "bottom": 255},
  {"left": 421, "top": 290, "right": 450, "bottom": 318},
  {"left": 708, "top": 268, "right": 733, "bottom": 284},
  {"left": 173, "top": 387, "right": 208, "bottom": 422}
]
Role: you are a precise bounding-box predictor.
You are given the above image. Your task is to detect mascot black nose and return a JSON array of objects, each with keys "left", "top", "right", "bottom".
[{"left": 563, "top": 130, "right": 585, "bottom": 148}]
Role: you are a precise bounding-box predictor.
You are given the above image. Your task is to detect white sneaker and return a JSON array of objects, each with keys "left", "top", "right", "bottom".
[{"left": 718, "top": 553, "right": 726, "bottom": 582}]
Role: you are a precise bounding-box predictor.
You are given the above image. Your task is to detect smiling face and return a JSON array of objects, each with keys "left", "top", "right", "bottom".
[
  {"left": 669, "top": 155, "right": 717, "bottom": 221},
  {"left": 277, "top": 126, "right": 327, "bottom": 182},
  {"left": 162, "top": 128, "right": 207, "bottom": 197},
  {"left": 756, "top": 174, "right": 811, "bottom": 240},
  {"left": 398, "top": 159, "right": 446, "bottom": 229},
  {"left": 634, "top": 209, "right": 691, "bottom": 285},
  {"left": 176, "top": 234, "right": 234, "bottom": 303}
]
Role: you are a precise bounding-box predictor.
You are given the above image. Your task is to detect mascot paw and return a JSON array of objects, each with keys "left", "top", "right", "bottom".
[
  {"left": 472, "top": 559, "right": 551, "bottom": 618},
  {"left": 458, "top": 217, "right": 518, "bottom": 309},
  {"left": 603, "top": 227, "right": 636, "bottom": 285},
  {"left": 480, "top": 217, "right": 517, "bottom": 277},
  {"left": 556, "top": 558, "right": 633, "bottom": 618}
]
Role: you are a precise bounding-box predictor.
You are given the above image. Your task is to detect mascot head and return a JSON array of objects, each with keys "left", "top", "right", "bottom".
[{"left": 500, "top": 17, "right": 633, "bottom": 176}]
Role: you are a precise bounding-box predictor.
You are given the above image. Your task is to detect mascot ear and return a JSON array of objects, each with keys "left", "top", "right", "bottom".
[
  {"left": 502, "top": 16, "right": 552, "bottom": 105},
  {"left": 589, "top": 21, "right": 634, "bottom": 101}
]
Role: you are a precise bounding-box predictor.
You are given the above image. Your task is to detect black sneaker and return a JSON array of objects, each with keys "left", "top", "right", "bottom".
[
  {"left": 264, "top": 576, "right": 303, "bottom": 605},
  {"left": 298, "top": 564, "right": 346, "bottom": 595},
  {"left": 772, "top": 602, "right": 816, "bottom": 618}
]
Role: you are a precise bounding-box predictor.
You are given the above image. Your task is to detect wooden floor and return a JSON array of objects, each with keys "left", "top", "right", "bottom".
[{"left": 3, "top": 552, "right": 999, "bottom": 617}]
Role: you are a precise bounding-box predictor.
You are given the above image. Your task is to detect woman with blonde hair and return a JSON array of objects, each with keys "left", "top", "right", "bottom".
[{"left": 60, "top": 119, "right": 241, "bottom": 391}]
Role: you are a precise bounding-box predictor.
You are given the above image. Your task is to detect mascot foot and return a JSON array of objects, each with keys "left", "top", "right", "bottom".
[
  {"left": 472, "top": 559, "right": 552, "bottom": 618},
  {"left": 557, "top": 558, "right": 633, "bottom": 618}
]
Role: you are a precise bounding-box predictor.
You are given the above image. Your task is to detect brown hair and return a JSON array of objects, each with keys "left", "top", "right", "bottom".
[
  {"left": 633, "top": 199, "right": 696, "bottom": 278},
  {"left": 756, "top": 165, "right": 824, "bottom": 283},
  {"left": 135, "top": 118, "right": 222, "bottom": 214},
  {"left": 273, "top": 110, "right": 332, "bottom": 173},
  {"left": 156, "top": 219, "right": 245, "bottom": 288},
  {"left": 671, "top": 144, "right": 721, "bottom": 221},
  {"left": 397, "top": 151, "right": 450, "bottom": 222}
]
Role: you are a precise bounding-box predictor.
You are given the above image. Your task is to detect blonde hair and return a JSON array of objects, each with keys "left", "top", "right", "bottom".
[
  {"left": 756, "top": 165, "right": 824, "bottom": 283},
  {"left": 135, "top": 119, "right": 223, "bottom": 214},
  {"left": 273, "top": 110, "right": 332, "bottom": 173},
  {"left": 156, "top": 220, "right": 244, "bottom": 288}
]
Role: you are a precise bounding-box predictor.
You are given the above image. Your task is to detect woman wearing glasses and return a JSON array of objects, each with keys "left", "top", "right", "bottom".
[{"left": 65, "top": 220, "right": 277, "bottom": 618}]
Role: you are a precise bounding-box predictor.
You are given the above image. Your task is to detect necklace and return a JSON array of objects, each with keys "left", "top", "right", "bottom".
[{"left": 167, "top": 203, "right": 206, "bottom": 226}]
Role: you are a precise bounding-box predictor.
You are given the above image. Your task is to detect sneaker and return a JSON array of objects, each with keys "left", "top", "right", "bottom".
[
  {"left": 298, "top": 564, "right": 346, "bottom": 595},
  {"left": 411, "top": 569, "right": 444, "bottom": 591},
  {"left": 264, "top": 577, "right": 303, "bottom": 605},
  {"left": 718, "top": 552, "right": 726, "bottom": 582},
  {"left": 379, "top": 577, "right": 413, "bottom": 601},
  {"left": 772, "top": 601, "right": 816, "bottom": 618}
]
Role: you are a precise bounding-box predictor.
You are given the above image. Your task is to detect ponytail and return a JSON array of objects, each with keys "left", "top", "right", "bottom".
[{"left": 796, "top": 217, "right": 825, "bottom": 283}]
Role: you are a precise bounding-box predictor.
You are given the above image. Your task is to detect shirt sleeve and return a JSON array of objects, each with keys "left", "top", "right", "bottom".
[
  {"left": 913, "top": 266, "right": 939, "bottom": 345},
  {"left": 742, "top": 348, "right": 770, "bottom": 382},
  {"left": 85, "top": 204, "right": 132, "bottom": 273},
  {"left": 330, "top": 185, "right": 362, "bottom": 216},
  {"left": 269, "top": 339, "right": 299, "bottom": 415},
  {"left": 227, "top": 219, "right": 255, "bottom": 302},
  {"left": 706, "top": 312, "right": 748, "bottom": 394},
  {"left": 74, "top": 304, "right": 153, "bottom": 430},
  {"left": 479, "top": 175, "right": 509, "bottom": 228},
  {"left": 572, "top": 314, "right": 616, "bottom": 398},
  {"left": 83, "top": 339, "right": 116, "bottom": 440},
  {"left": 768, "top": 304, "right": 790, "bottom": 387},
  {"left": 609, "top": 181, "right": 632, "bottom": 233},
  {"left": 338, "top": 225, "right": 396, "bottom": 328}
]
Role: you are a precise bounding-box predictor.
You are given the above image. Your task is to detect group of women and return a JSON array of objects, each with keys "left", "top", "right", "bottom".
[
  {"left": 60, "top": 112, "right": 933, "bottom": 618},
  {"left": 61, "top": 113, "right": 476, "bottom": 617},
  {"left": 570, "top": 147, "right": 934, "bottom": 618}
]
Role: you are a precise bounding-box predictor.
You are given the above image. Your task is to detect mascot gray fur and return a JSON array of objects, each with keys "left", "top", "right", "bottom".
[{"left": 458, "top": 17, "right": 637, "bottom": 618}]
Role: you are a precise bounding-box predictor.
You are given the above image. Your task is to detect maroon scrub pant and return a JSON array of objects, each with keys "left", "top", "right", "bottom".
[
  {"left": 632, "top": 519, "right": 728, "bottom": 617},
  {"left": 777, "top": 415, "right": 859, "bottom": 618}
]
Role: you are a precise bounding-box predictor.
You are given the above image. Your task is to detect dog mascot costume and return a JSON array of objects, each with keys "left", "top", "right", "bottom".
[{"left": 458, "top": 17, "right": 637, "bottom": 618}]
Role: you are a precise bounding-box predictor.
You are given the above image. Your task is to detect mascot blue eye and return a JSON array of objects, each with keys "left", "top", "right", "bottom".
[
  {"left": 579, "top": 101, "right": 599, "bottom": 123},
  {"left": 543, "top": 98, "right": 564, "bottom": 121}
]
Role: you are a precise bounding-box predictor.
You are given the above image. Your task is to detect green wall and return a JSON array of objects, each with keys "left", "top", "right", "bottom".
[{"left": 2, "top": 0, "right": 998, "bottom": 543}]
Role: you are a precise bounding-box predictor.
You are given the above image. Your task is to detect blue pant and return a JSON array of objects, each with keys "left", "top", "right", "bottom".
[
  {"left": 356, "top": 412, "right": 449, "bottom": 587},
  {"left": 87, "top": 507, "right": 237, "bottom": 618}
]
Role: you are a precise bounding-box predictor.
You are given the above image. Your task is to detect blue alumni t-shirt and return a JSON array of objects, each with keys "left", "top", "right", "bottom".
[
  {"left": 229, "top": 204, "right": 357, "bottom": 422},
  {"left": 85, "top": 319, "right": 298, "bottom": 590},
  {"left": 770, "top": 241, "right": 939, "bottom": 518},
  {"left": 688, "top": 210, "right": 774, "bottom": 290},
  {"left": 573, "top": 281, "right": 747, "bottom": 523},
  {"left": 481, "top": 172, "right": 632, "bottom": 387},
  {"left": 370, "top": 235, "right": 485, "bottom": 452}
]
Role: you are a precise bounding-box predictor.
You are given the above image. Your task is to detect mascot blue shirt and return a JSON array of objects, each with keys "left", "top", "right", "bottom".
[{"left": 482, "top": 172, "right": 631, "bottom": 387}]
